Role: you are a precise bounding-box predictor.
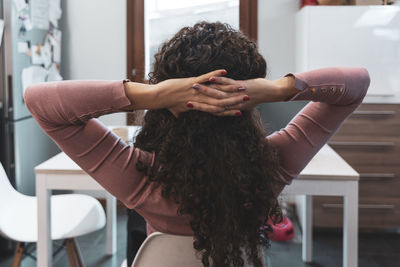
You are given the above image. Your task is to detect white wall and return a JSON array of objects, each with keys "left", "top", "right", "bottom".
[
  {"left": 258, "top": 0, "right": 300, "bottom": 80},
  {"left": 257, "top": 0, "right": 302, "bottom": 205},
  {"left": 60, "top": 0, "right": 127, "bottom": 126},
  {"left": 257, "top": 0, "right": 308, "bottom": 134},
  {"left": 59, "top": 0, "right": 127, "bottom": 198}
]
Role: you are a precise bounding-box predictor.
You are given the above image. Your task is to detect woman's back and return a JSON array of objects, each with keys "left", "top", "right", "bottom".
[{"left": 24, "top": 22, "right": 370, "bottom": 267}]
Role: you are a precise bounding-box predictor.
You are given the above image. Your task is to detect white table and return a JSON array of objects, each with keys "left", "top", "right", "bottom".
[
  {"left": 35, "top": 134, "right": 358, "bottom": 267},
  {"left": 35, "top": 126, "right": 141, "bottom": 267},
  {"left": 282, "top": 144, "right": 359, "bottom": 267}
]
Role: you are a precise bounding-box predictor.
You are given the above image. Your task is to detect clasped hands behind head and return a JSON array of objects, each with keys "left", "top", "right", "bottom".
[{"left": 149, "top": 68, "right": 285, "bottom": 119}]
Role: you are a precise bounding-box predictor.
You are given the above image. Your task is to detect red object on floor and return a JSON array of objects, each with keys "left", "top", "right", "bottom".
[
  {"left": 301, "top": 0, "right": 319, "bottom": 8},
  {"left": 267, "top": 216, "right": 295, "bottom": 242}
]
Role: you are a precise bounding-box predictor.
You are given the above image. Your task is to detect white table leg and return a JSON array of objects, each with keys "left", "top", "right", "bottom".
[
  {"left": 106, "top": 192, "right": 117, "bottom": 255},
  {"left": 343, "top": 181, "right": 358, "bottom": 267},
  {"left": 302, "top": 195, "right": 313, "bottom": 263},
  {"left": 36, "top": 174, "right": 52, "bottom": 267}
]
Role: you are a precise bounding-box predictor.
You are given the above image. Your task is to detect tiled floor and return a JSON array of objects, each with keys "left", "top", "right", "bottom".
[
  {"left": 1, "top": 206, "right": 400, "bottom": 267},
  {"left": 265, "top": 230, "right": 400, "bottom": 267}
]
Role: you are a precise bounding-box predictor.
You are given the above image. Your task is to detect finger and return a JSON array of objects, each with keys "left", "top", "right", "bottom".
[
  {"left": 214, "top": 110, "right": 243, "bottom": 117},
  {"left": 225, "top": 102, "right": 251, "bottom": 110},
  {"left": 213, "top": 95, "right": 250, "bottom": 107},
  {"left": 188, "top": 101, "right": 242, "bottom": 116},
  {"left": 208, "top": 76, "right": 237, "bottom": 85},
  {"left": 226, "top": 103, "right": 241, "bottom": 110},
  {"left": 194, "top": 83, "right": 231, "bottom": 99},
  {"left": 195, "top": 93, "right": 249, "bottom": 108},
  {"left": 187, "top": 101, "right": 226, "bottom": 113},
  {"left": 195, "top": 69, "right": 227, "bottom": 84},
  {"left": 208, "top": 83, "right": 245, "bottom": 93}
]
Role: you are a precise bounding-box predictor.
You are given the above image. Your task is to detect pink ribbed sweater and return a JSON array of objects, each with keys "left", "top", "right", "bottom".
[{"left": 24, "top": 67, "right": 370, "bottom": 236}]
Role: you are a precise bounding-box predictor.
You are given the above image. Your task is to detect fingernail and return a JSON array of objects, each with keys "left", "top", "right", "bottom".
[
  {"left": 221, "top": 70, "right": 227, "bottom": 75},
  {"left": 209, "top": 77, "right": 215, "bottom": 82},
  {"left": 193, "top": 84, "right": 199, "bottom": 90},
  {"left": 237, "top": 87, "right": 246, "bottom": 91},
  {"left": 187, "top": 103, "right": 193, "bottom": 108},
  {"left": 235, "top": 111, "right": 242, "bottom": 116},
  {"left": 243, "top": 95, "right": 250, "bottom": 101}
]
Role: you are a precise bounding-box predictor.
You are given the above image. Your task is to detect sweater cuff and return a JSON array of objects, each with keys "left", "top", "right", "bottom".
[
  {"left": 283, "top": 72, "right": 314, "bottom": 102},
  {"left": 112, "top": 79, "right": 134, "bottom": 111}
]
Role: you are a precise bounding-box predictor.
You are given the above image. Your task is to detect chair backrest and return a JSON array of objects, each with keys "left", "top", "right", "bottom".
[
  {"left": 0, "top": 162, "right": 30, "bottom": 236},
  {"left": 0, "top": 162, "right": 23, "bottom": 203},
  {"left": 131, "top": 232, "right": 265, "bottom": 267}
]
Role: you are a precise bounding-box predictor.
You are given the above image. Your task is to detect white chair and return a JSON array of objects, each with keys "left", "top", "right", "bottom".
[
  {"left": 131, "top": 232, "right": 265, "bottom": 267},
  {"left": 0, "top": 162, "right": 106, "bottom": 267}
]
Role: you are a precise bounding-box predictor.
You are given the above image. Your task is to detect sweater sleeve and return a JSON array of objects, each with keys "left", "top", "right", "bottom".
[
  {"left": 266, "top": 67, "right": 371, "bottom": 192},
  {"left": 24, "top": 80, "right": 154, "bottom": 209}
]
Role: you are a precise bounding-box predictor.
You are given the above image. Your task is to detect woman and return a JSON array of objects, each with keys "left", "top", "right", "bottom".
[{"left": 24, "top": 22, "right": 370, "bottom": 267}]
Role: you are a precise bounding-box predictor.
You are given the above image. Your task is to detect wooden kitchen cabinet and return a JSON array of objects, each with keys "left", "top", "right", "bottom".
[
  {"left": 314, "top": 103, "right": 400, "bottom": 229},
  {"left": 295, "top": 6, "right": 400, "bottom": 229}
]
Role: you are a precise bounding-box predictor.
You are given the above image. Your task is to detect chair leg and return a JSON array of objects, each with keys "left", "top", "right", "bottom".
[
  {"left": 12, "top": 242, "right": 25, "bottom": 267},
  {"left": 71, "top": 238, "right": 85, "bottom": 267},
  {"left": 65, "top": 239, "right": 78, "bottom": 267},
  {"left": 65, "top": 238, "right": 85, "bottom": 267}
]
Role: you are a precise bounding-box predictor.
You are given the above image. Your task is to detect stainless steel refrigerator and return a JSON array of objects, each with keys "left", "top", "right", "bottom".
[{"left": 0, "top": 0, "right": 61, "bottom": 198}]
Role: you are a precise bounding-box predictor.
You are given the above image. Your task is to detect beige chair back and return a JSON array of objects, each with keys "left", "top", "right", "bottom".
[{"left": 131, "top": 232, "right": 265, "bottom": 267}]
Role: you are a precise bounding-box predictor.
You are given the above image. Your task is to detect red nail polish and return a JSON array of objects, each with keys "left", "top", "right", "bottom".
[
  {"left": 235, "top": 111, "right": 242, "bottom": 116},
  {"left": 243, "top": 95, "right": 250, "bottom": 101},
  {"left": 209, "top": 77, "right": 215, "bottom": 82},
  {"left": 187, "top": 103, "right": 193, "bottom": 108},
  {"left": 221, "top": 70, "right": 227, "bottom": 75}
]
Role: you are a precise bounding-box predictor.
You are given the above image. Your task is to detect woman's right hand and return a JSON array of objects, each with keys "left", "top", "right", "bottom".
[{"left": 192, "top": 75, "right": 299, "bottom": 111}]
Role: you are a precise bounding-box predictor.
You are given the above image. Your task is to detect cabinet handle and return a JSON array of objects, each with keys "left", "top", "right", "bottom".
[
  {"left": 352, "top": 110, "right": 395, "bottom": 116},
  {"left": 329, "top": 141, "right": 394, "bottom": 148},
  {"left": 322, "top": 203, "right": 395, "bottom": 210},
  {"left": 360, "top": 173, "right": 396, "bottom": 181},
  {"left": 367, "top": 94, "right": 395, "bottom": 97}
]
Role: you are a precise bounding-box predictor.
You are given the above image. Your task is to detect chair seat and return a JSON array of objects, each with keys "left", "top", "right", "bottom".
[
  {"left": 132, "top": 233, "right": 202, "bottom": 267},
  {"left": 0, "top": 193, "right": 106, "bottom": 242},
  {"left": 131, "top": 232, "right": 266, "bottom": 267}
]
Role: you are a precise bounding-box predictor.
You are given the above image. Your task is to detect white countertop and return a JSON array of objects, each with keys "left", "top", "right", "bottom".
[{"left": 35, "top": 125, "right": 358, "bottom": 181}]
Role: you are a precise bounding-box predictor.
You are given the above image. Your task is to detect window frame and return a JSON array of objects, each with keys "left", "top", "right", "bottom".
[{"left": 126, "top": 0, "right": 257, "bottom": 124}]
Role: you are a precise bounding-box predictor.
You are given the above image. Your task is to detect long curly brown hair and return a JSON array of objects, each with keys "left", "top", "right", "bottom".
[{"left": 134, "top": 21, "right": 282, "bottom": 267}]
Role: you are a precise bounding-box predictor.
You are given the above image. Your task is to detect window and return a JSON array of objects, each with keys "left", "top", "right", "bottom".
[
  {"left": 144, "top": 0, "right": 239, "bottom": 77},
  {"left": 126, "top": 0, "right": 257, "bottom": 124}
]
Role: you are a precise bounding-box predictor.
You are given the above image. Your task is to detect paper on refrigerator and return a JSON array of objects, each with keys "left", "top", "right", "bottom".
[
  {"left": 47, "top": 63, "right": 63, "bottom": 82},
  {"left": 17, "top": 41, "right": 29, "bottom": 53},
  {"left": 31, "top": 44, "right": 44, "bottom": 65},
  {"left": 12, "top": 0, "right": 27, "bottom": 13},
  {"left": 41, "top": 40, "right": 52, "bottom": 69},
  {"left": 50, "top": 29, "right": 62, "bottom": 63},
  {"left": 49, "top": 0, "right": 62, "bottom": 27},
  {"left": 31, "top": 0, "right": 49, "bottom": 30},
  {"left": 23, "top": 17, "right": 33, "bottom": 31},
  {"left": 21, "top": 66, "right": 48, "bottom": 97}
]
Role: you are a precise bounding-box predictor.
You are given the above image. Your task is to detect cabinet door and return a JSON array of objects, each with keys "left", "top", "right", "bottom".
[{"left": 297, "top": 6, "right": 400, "bottom": 102}]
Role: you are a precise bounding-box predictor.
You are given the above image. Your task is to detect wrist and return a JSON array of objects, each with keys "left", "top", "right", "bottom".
[
  {"left": 244, "top": 78, "right": 286, "bottom": 104},
  {"left": 242, "top": 78, "right": 269, "bottom": 104},
  {"left": 274, "top": 75, "right": 299, "bottom": 102},
  {"left": 122, "top": 81, "right": 157, "bottom": 110}
]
